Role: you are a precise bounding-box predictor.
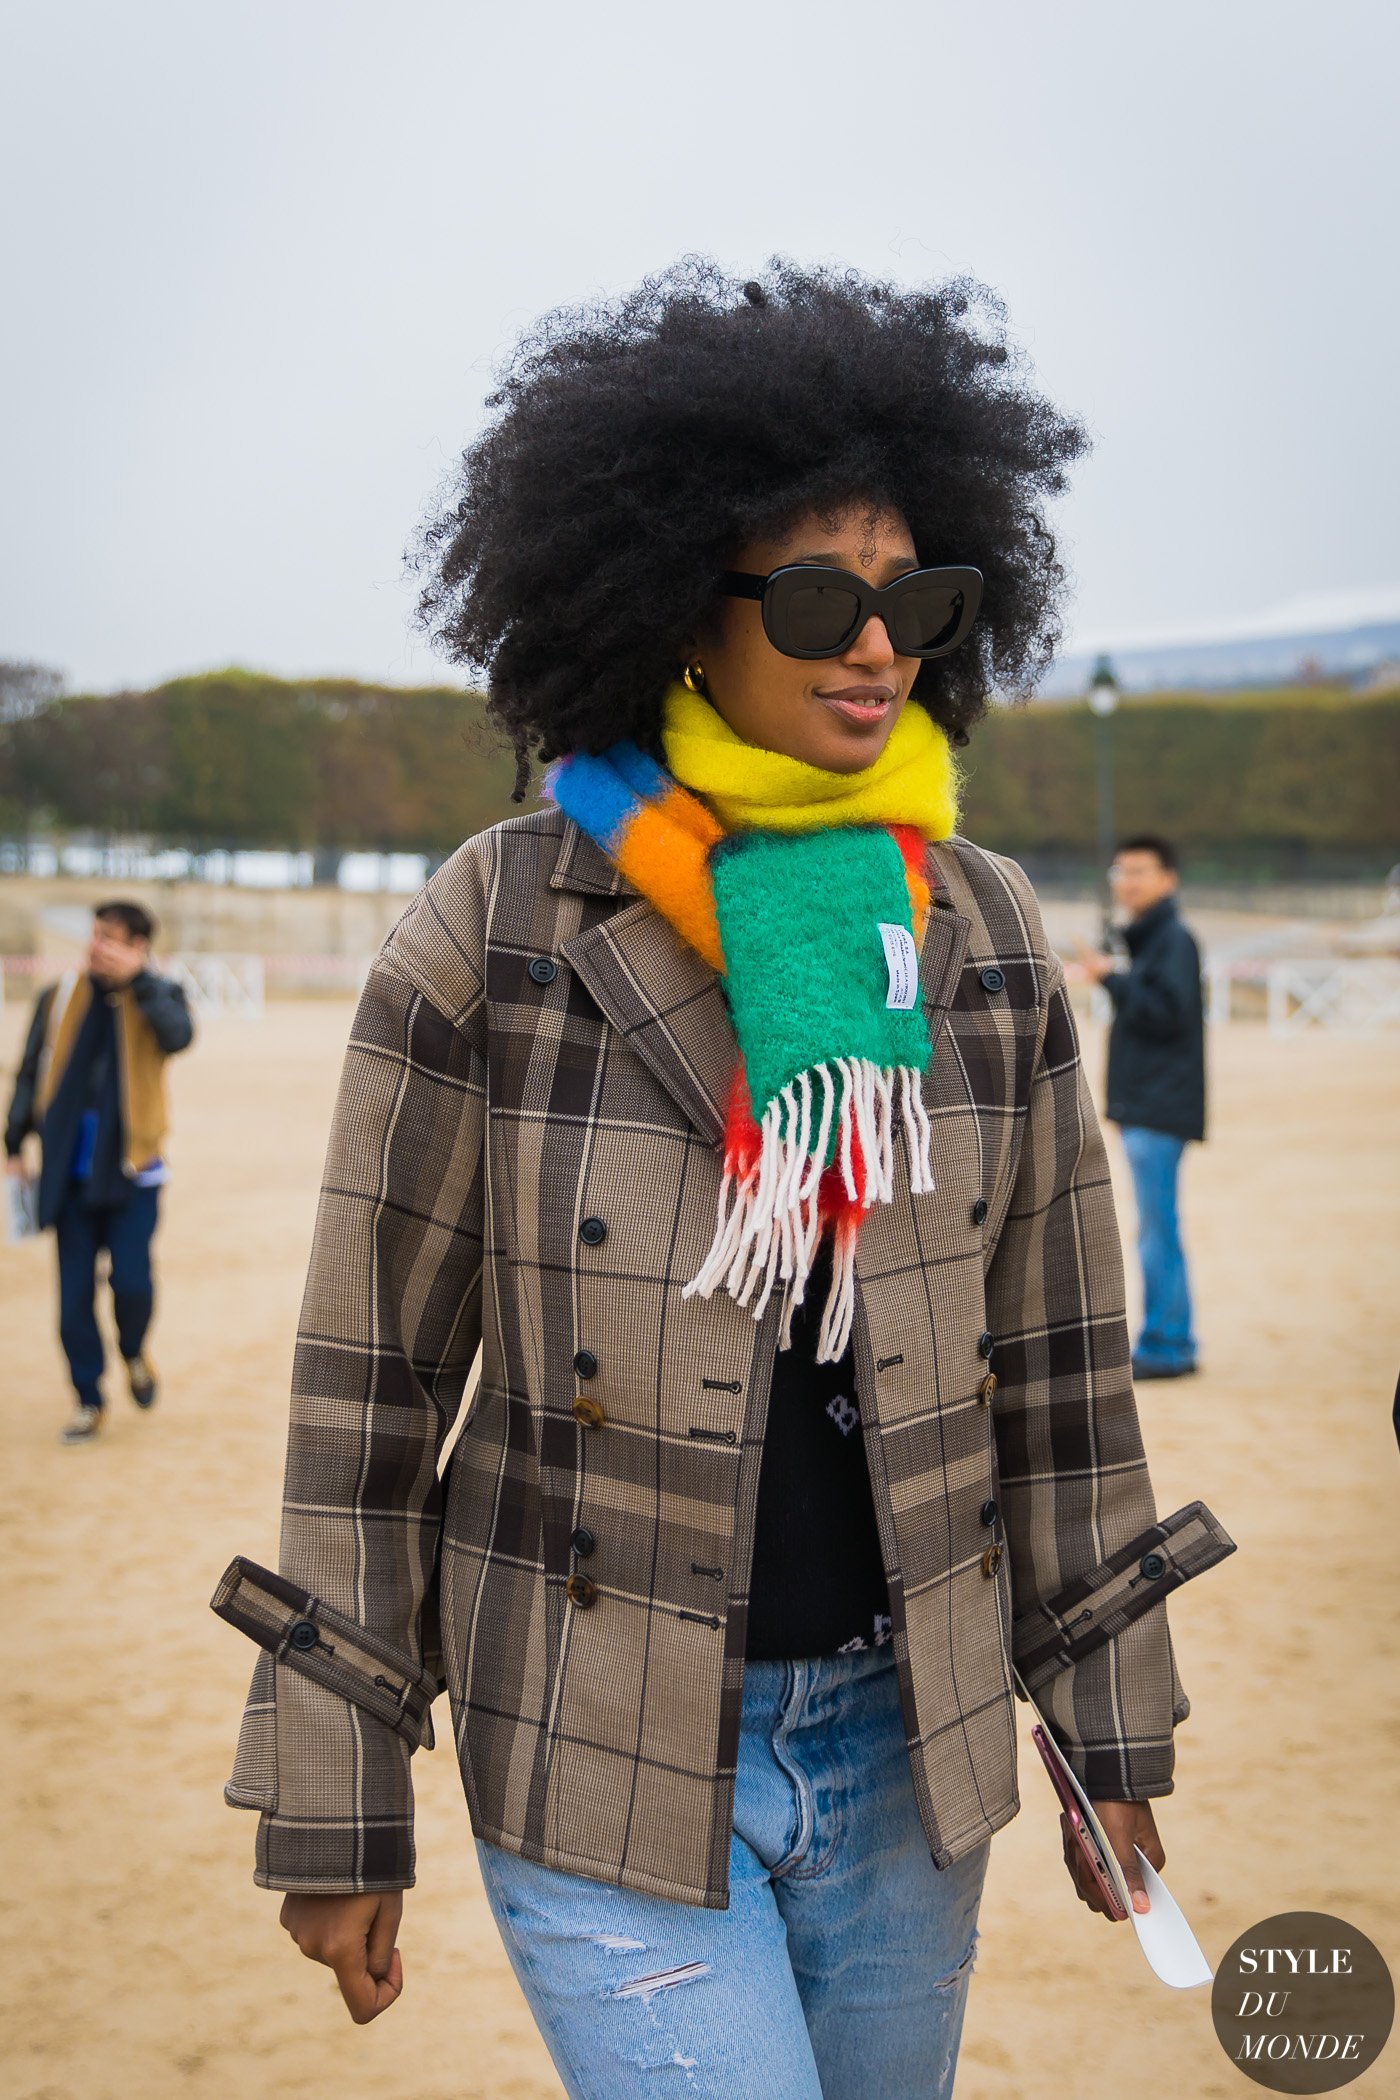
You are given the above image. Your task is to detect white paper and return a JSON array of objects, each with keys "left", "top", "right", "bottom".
[
  {"left": 1129, "top": 1846, "right": 1214, "bottom": 1989},
  {"left": 878, "top": 922, "right": 919, "bottom": 1010}
]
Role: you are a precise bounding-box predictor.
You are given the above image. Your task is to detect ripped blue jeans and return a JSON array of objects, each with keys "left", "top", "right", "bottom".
[{"left": 475, "top": 1645, "right": 990, "bottom": 2098}]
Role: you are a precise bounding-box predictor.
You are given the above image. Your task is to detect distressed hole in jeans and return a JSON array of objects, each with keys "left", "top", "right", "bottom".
[
  {"left": 934, "top": 1928, "right": 980, "bottom": 1992},
  {"left": 594, "top": 1934, "right": 647, "bottom": 1953},
  {"left": 609, "top": 1960, "right": 711, "bottom": 2003}
]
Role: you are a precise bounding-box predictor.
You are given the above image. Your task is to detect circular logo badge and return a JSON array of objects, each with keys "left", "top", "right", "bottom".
[{"left": 1211, "top": 1912, "right": 1394, "bottom": 2092}]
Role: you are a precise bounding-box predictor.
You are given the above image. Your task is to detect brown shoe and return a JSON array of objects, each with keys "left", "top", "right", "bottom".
[
  {"left": 60, "top": 1404, "right": 104, "bottom": 1444},
  {"left": 125, "top": 1353, "right": 159, "bottom": 1409}
]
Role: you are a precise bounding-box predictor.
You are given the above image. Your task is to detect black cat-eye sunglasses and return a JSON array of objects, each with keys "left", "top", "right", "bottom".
[{"left": 718, "top": 563, "right": 983, "bottom": 661}]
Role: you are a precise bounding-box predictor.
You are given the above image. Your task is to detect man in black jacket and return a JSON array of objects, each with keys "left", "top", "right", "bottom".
[
  {"left": 5, "top": 900, "right": 194, "bottom": 1442},
  {"left": 1080, "top": 836, "right": 1204, "bottom": 1381}
]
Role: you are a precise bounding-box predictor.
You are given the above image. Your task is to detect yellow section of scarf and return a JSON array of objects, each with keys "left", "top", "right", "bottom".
[{"left": 660, "top": 683, "right": 959, "bottom": 840}]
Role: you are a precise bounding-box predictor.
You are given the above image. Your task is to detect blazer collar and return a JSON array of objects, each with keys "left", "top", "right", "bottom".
[
  {"left": 553, "top": 818, "right": 971, "bottom": 1144},
  {"left": 550, "top": 820, "right": 637, "bottom": 899}
]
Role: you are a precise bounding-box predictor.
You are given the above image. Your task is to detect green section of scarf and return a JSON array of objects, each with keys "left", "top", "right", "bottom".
[{"left": 709, "top": 826, "right": 930, "bottom": 1123}]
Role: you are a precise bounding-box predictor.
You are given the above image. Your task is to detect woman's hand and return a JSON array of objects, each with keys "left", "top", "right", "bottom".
[
  {"left": 279, "top": 1891, "right": 405, "bottom": 2022},
  {"left": 1063, "top": 1800, "right": 1165, "bottom": 1921}
]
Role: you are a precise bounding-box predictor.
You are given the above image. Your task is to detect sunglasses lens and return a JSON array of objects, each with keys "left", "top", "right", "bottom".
[
  {"left": 783, "top": 583, "right": 864, "bottom": 654},
  {"left": 892, "top": 583, "right": 965, "bottom": 655}
]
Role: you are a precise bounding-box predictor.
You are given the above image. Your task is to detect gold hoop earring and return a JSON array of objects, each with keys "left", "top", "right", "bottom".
[{"left": 682, "top": 659, "right": 706, "bottom": 695}]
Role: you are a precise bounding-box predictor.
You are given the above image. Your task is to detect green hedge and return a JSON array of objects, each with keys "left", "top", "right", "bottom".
[
  {"left": 0, "top": 670, "right": 518, "bottom": 850},
  {"left": 3, "top": 671, "right": 1397, "bottom": 869},
  {"left": 959, "top": 688, "right": 1400, "bottom": 872}
]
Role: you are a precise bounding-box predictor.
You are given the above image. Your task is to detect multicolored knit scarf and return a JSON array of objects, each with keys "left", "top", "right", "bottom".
[{"left": 546, "top": 685, "right": 959, "bottom": 1360}]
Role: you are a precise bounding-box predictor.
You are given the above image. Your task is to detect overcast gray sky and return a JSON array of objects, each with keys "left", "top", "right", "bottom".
[{"left": 3, "top": 0, "right": 1396, "bottom": 692}]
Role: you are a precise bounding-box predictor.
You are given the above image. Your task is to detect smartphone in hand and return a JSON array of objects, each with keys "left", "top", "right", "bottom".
[{"left": 1030, "top": 1722, "right": 1129, "bottom": 1920}]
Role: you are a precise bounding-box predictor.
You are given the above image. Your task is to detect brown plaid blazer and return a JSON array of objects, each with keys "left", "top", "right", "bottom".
[{"left": 214, "top": 810, "right": 1234, "bottom": 1909}]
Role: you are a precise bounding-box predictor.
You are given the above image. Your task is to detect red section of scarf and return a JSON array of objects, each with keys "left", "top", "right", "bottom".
[
  {"left": 721, "top": 1067, "right": 868, "bottom": 1225},
  {"left": 720, "top": 1069, "right": 762, "bottom": 1181}
]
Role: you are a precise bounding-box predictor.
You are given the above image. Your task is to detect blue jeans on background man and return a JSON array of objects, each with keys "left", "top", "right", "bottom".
[
  {"left": 475, "top": 1644, "right": 990, "bottom": 2100},
  {"left": 1119, "top": 1123, "right": 1197, "bottom": 1373},
  {"left": 54, "top": 1184, "right": 159, "bottom": 1409}
]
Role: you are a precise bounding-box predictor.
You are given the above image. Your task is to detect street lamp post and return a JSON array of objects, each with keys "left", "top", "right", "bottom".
[{"left": 1086, "top": 654, "right": 1121, "bottom": 945}]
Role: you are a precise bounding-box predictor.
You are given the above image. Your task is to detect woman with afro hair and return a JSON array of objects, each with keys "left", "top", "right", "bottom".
[{"left": 217, "top": 260, "right": 1231, "bottom": 2096}]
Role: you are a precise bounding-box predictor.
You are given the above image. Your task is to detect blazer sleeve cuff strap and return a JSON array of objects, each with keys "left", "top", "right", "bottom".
[
  {"left": 210, "top": 1555, "right": 439, "bottom": 1752},
  {"left": 1011, "top": 1500, "right": 1236, "bottom": 1694}
]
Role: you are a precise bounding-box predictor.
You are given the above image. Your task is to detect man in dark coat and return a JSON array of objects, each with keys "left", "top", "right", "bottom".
[
  {"left": 5, "top": 900, "right": 194, "bottom": 1441},
  {"left": 1080, "top": 835, "right": 1204, "bottom": 1380}
]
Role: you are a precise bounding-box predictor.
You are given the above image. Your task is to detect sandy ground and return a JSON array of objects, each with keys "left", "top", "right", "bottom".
[{"left": 3, "top": 994, "right": 1399, "bottom": 2100}]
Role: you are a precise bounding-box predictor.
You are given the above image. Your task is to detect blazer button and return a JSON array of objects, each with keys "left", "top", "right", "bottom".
[
  {"left": 981, "top": 1542, "right": 1004, "bottom": 1577},
  {"left": 979, "top": 965, "right": 1007, "bottom": 994},
  {"left": 288, "top": 1619, "right": 319, "bottom": 1651},
  {"left": 571, "top": 1526, "right": 596, "bottom": 1557},
  {"left": 1140, "top": 1551, "right": 1167, "bottom": 1581},
  {"left": 977, "top": 1330, "right": 995, "bottom": 1359},
  {"left": 579, "top": 1216, "right": 608, "bottom": 1246},
  {"left": 573, "top": 1349, "right": 599, "bottom": 1379},
  {"left": 978, "top": 1371, "right": 998, "bottom": 1404},
  {"left": 528, "top": 956, "right": 558, "bottom": 984},
  {"left": 971, "top": 1197, "right": 989, "bottom": 1226},
  {"left": 980, "top": 1498, "right": 999, "bottom": 1526},
  {"left": 565, "top": 1573, "right": 598, "bottom": 1608},
  {"left": 572, "top": 1395, "right": 606, "bottom": 1430}
]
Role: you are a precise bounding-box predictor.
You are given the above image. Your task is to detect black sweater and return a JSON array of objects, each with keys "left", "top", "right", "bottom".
[{"left": 745, "top": 1243, "right": 891, "bottom": 1660}]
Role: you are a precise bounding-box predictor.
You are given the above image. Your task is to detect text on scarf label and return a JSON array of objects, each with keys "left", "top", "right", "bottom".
[{"left": 879, "top": 922, "right": 919, "bottom": 1011}]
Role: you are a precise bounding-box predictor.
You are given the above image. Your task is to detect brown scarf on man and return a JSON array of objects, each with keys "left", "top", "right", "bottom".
[{"left": 36, "top": 973, "right": 170, "bottom": 1174}]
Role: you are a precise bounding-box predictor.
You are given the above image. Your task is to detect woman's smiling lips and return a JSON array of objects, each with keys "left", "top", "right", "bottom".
[{"left": 815, "top": 682, "right": 898, "bottom": 724}]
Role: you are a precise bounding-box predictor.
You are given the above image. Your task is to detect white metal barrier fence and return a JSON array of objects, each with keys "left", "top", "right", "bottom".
[
  {"left": 1263, "top": 959, "right": 1400, "bottom": 1034},
  {"left": 165, "top": 953, "right": 266, "bottom": 1018}
]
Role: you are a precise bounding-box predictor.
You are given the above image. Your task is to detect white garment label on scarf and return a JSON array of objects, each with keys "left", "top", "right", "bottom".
[{"left": 879, "top": 922, "right": 919, "bottom": 1010}]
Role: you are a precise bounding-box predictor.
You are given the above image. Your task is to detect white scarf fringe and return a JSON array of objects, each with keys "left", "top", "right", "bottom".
[{"left": 683, "top": 1058, "right": 936, "bottom": 1363}]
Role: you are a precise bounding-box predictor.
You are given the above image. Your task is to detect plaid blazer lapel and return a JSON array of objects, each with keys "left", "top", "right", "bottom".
[
  {"left": 556, "top": 826, "right": 735, "bottom": 1143},
  {"left": 918, "top": 858, "right": 972, "bottom": 1035}
]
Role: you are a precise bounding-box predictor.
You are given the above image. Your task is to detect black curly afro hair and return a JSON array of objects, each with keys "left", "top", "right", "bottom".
[{"left": 415, "top": 258, "right": 1087, "bottom": 797}]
